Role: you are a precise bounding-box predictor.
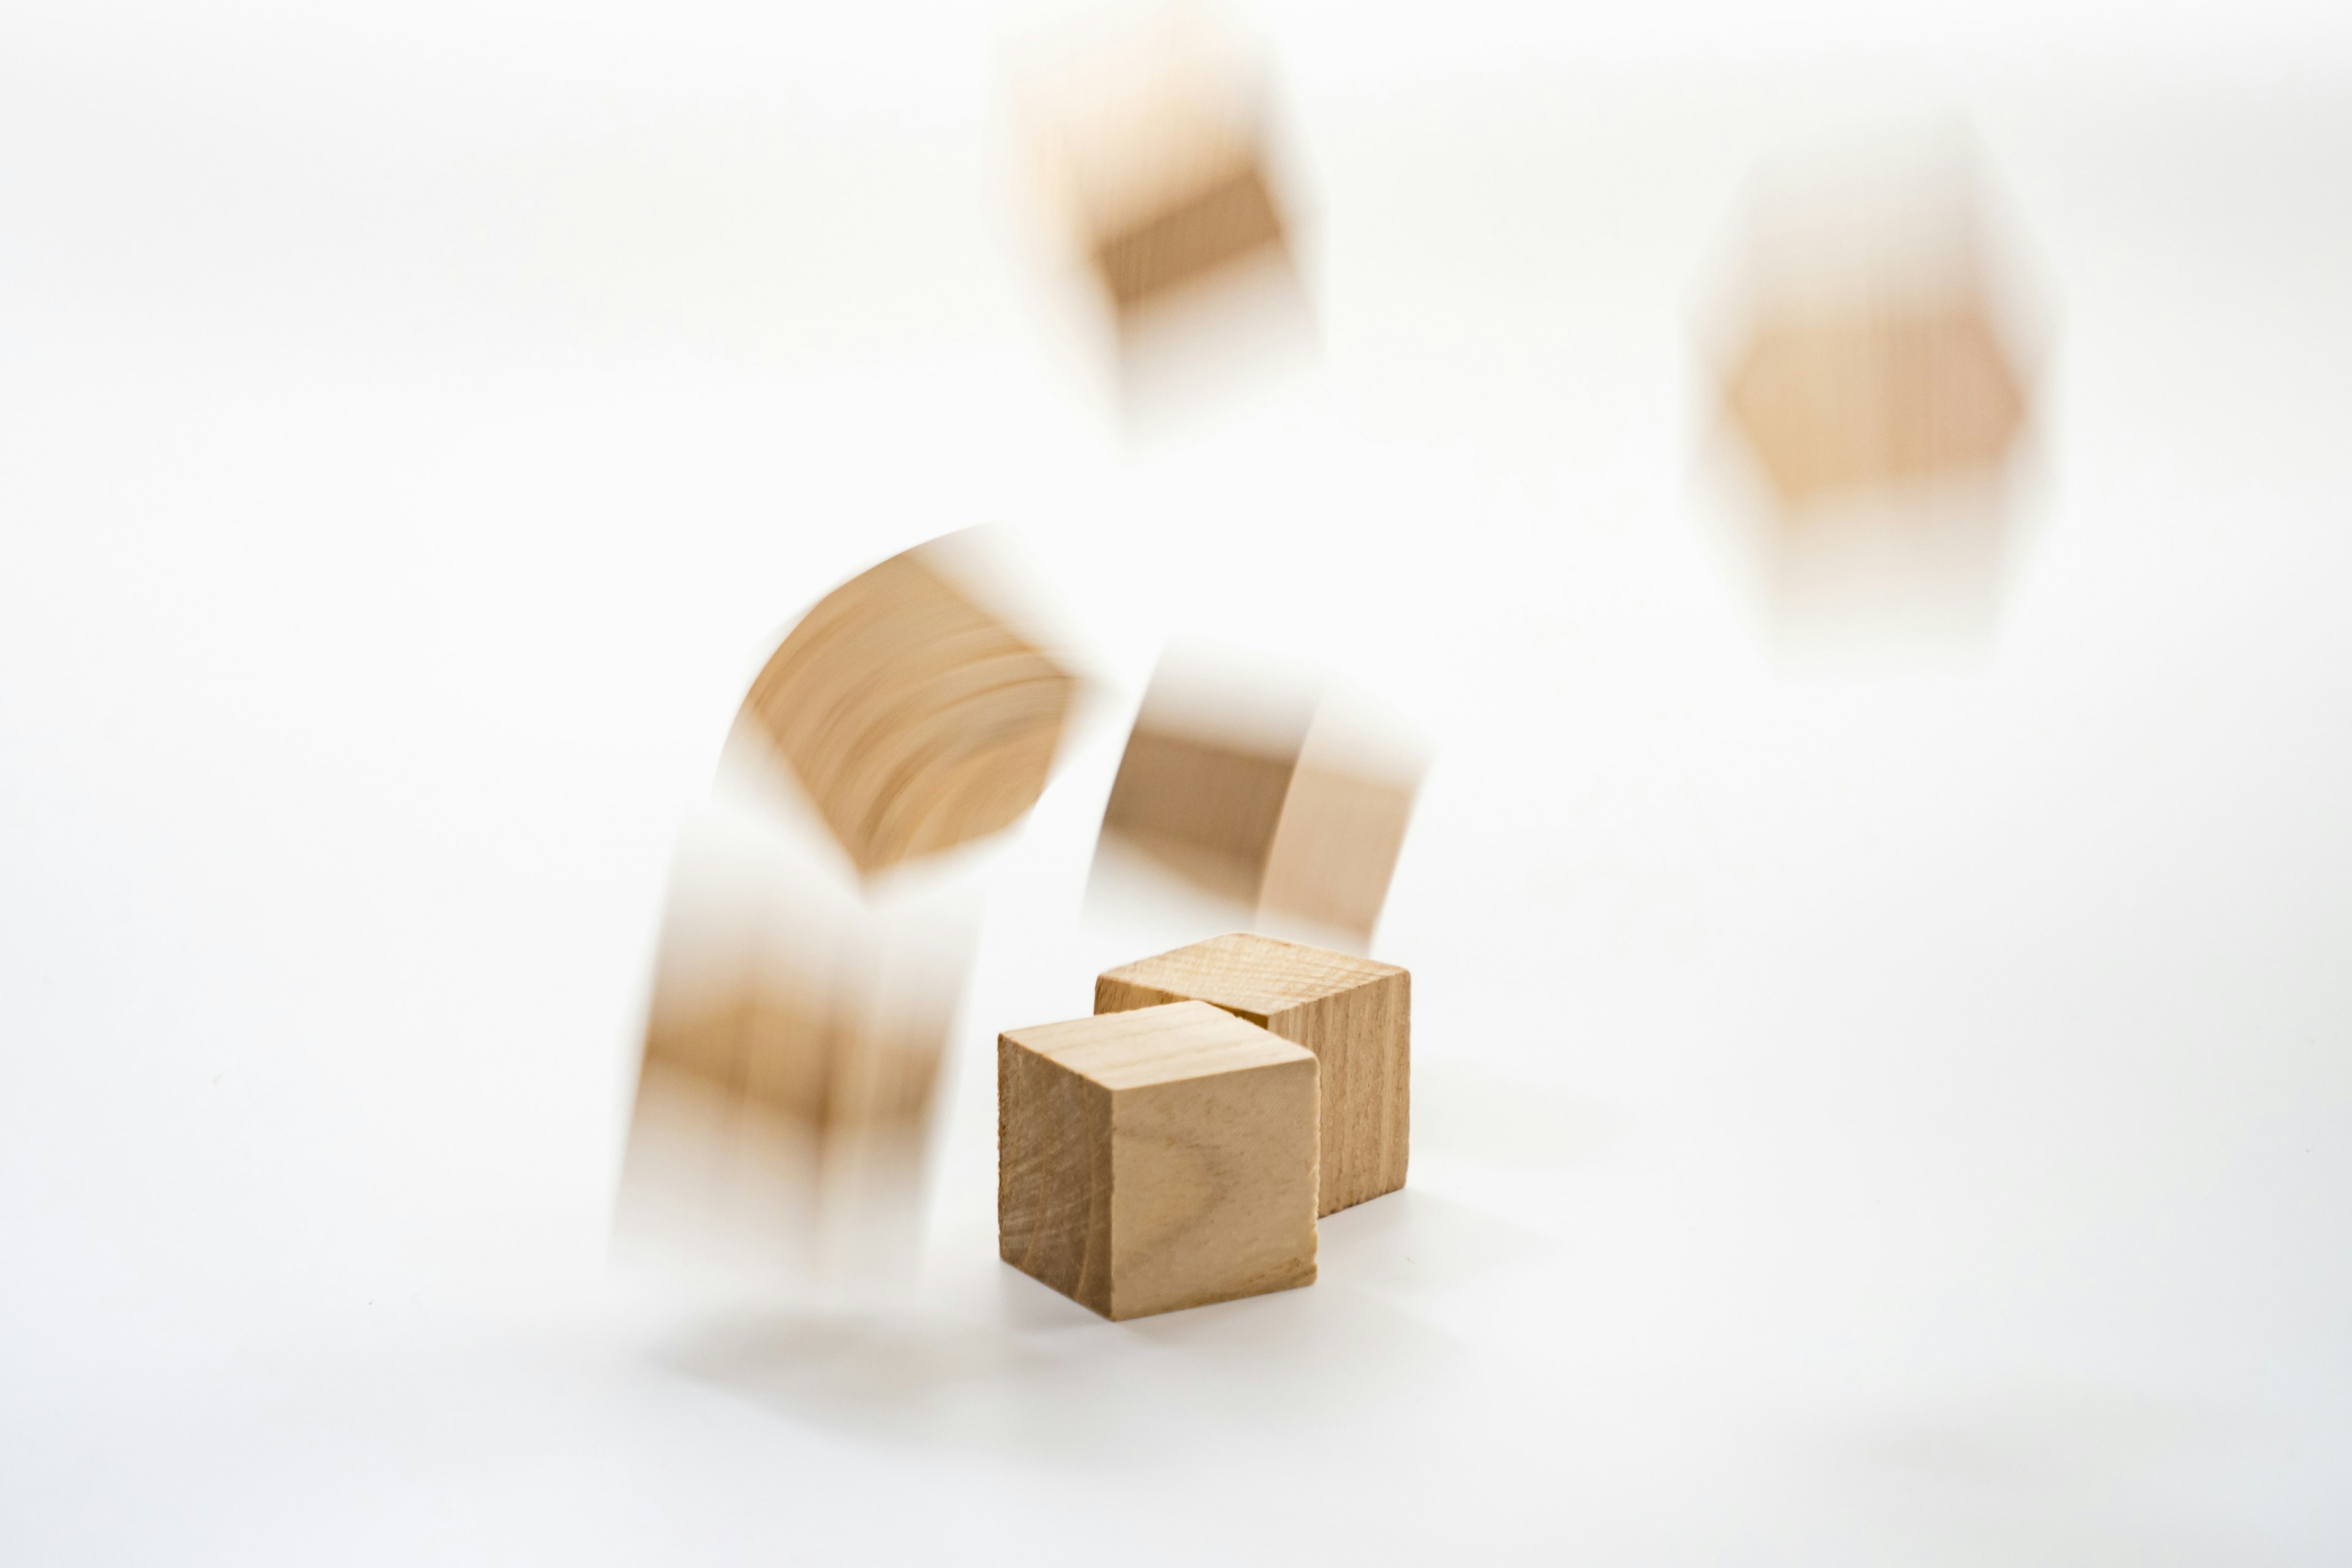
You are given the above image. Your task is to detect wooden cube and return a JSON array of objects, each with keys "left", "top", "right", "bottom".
[
  {"left": 1722, "top": 300, "right": 2027, "bottom": 503},
  {"left": 617, "top": 803, "right": 972, "bottom": 1280},
  {"left": 1097, "top": 934, "right": 1407, "bottom": 1217},
  {"left": 998, "top": 1000, "right": 1318, "bottom": 1320},
  {"left": 1096, "top": 661, "right": 1423, "bottom": 948},
  {"left": 735, "top": 540, "right": 1079, "bottom": 876}
]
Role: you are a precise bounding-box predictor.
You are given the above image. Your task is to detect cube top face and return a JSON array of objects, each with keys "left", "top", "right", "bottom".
[
  {"left": 1000, "top": 1000, "right": 1311, "bottom": 1093},
  {"left": 1098, "top": 932, "right": 1403, "bottom": 1022},
  {"left": 738, "top": 548, "right": 1078, "bottom": 875}
]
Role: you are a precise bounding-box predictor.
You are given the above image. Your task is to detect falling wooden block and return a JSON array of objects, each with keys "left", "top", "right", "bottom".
[
  {"left": 734, "top": 540, "right": 1079, "bottom": 876},
  {"left": 1088, "top": 151, "right": 1286, "bottom": 321},
  {"left": 1096, "top": 933, "right": 1406, "bottom": 1217},
  {"left": 1709, "top": 129, "right": 2037, "bottom": 510},
  {"left": 998, "top": 1000, "right": 1319, "bottom": 1320},
  {"left": 617, "top": 802, "right": 974, "bottom": 1282},
  {"left": 1022, "top": 13, "right": 1294, "bottom": 328},
  {"left": 1722, "top": 300, "right": 2027, "bottom": 504},
  {"left": 1096, "top": 657, "right": 1423, "bottom": 947}
]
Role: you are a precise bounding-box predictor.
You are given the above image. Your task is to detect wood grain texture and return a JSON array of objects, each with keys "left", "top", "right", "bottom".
[
  {"left": 737, "top": 546, "right": 1077, "bottom": 875},
  {"left": 1096, "top": 934, "right": 1407, "bottom": 1217},
  {"left": 998, "top": 1001, "right": 1317, "bottom": 1321}
]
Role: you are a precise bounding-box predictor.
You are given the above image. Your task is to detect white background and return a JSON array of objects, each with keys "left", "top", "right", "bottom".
[{"left": 4, "top": 1, "right": 2351, "bottom": 1562}]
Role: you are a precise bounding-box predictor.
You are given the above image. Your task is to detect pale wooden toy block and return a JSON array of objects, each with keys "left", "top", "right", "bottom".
[
  {"left": 616, "top": 802, "right": 973, "bottom": 1281},
  {"left": 1096, "top": 933, "right": 1406, "bottom": 1217},
  {"left": 1098, "top": 670, "right": 1423, "bottom": 948},
  {"left": 1722, "top": 299, "right": 2027, "bottom": 504},
  {"left": 735, "top": 543, "right": 1078, "bottom": 876},
  {"left": 998, "top": 1000, "right": 1318, "bottom": 1321},
  {"left": 1709, "top": 136, "right": 2036, "bottom": 511},
  {"left": 1090, "top": 156, "right": 1286, "bottom": 321},
  {"left": 1028, "top": 15, "right": 1293, "bottom": 327}
]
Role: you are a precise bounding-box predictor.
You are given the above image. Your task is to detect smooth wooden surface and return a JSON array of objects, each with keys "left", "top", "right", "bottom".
[
  {"left": 999, "top": 1001, "right": 1318, "bottom": 1320},
  {"left": 1096, "top": 935, "right": 1408, "bottom": 1217},
  {"left": 737, "top": 545, "right": 1077, "bottom": 876}
]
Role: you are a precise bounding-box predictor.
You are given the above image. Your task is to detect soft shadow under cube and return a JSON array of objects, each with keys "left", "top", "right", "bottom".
[
  {"left": 998, "top": 1000, "right": 1318, "bottom": 1321},
  {"left": 1097, "top": 933, "right": 1407, "bottom": 1217}
]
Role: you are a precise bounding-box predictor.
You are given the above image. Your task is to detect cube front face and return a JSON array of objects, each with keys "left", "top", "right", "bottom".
[
  {"left": 1096, "top": 933, "right": 1409, "bottom": 1218},
  {"left": 1110, "top": 1055, "right": 1317, "bottom": 1319},
  {"left": 998, "top": 1001, "right": 1318, "bottom": 1321}
]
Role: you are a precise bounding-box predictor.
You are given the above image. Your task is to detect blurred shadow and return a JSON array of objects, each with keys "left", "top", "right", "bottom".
[
  {"left": 1411, "top": 1063, "right": 1622, "bottom": 1169},
  {"left": 654, "top": 1278, "right": 1455, "bottom": 1462},
  {"left": 650, "top": 1188, "right": 1551, "bottom": 1459},
  {"left": 1819, "top": 1382, "right": 2269, "bottom": 1564},
  {"left": 1313, "top": 1186, "right": 1555, "bottom": 1301}
]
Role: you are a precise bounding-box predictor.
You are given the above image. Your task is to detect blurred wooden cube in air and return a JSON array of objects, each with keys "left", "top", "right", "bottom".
[
  {"left": 1700, "top": 124, "right": 2049, "bottom": 657},
  {"left": 616, "top": 802, "right": 977, "bottom": 1292},
  {"left": 730, "top": 530, "right": 1082, "bottom": 878},
  {"left": 1088, "top": 644, "right": 1427, "bottom": 953},
  {"left": 1012, "top": 6, "right": 1313, "bottom": 425}
]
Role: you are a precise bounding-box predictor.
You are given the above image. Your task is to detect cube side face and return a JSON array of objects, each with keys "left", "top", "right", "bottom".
[
  {"left": 1108, "top": 1055, "right": 1318, "bottom": 1320},
  {"left": 998, "top": 1035, "right": 1114, "bottom": 1316},
  {"left": 1276, "top": 970, "right": 1409, "bottom": 1216}
]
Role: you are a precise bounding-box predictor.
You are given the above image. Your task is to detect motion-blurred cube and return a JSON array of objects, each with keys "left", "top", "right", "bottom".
[
  {"left": 1723, "top": 296, "right": 2027, "bottom": 504},
  {"left": 1097, "top": 933, "right": 1407, "bottom": 1217},
  {"left": 617, "top": 803, "right": 975, "bottom": 1285},
  {"left": 1080, "top": 121, "right": 1286, "bottom": 323},
  {"left": 734, "top": 538, "right": 1080, "bottom": 876},
  {"left": 1700, "top": 126, "right": 2046, "bottom": 654},
  {"left": 1024, "top": 10, "right": 1292, "bottom": 327},
  {"left": 999, "top": 1000, "right": 1319, "bottom": 1320},
  {"left": 1094, "top": 650, "right": 1424, "bottom": 948},
  {"left": 1012, "top": 7, "right": 1313, "bottom": 429}
]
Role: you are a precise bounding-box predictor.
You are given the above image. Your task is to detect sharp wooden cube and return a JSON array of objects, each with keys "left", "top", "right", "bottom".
[
  {"left": 1096, "top": 933, "right": 1407, "bottom": 1217},
  {"left": 998, "top": 1000, "right": 1319, "bottom": 1321}
]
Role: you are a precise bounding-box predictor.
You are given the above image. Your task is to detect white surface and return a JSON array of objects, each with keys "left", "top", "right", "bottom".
[{"left": 4, "top": 2, "right": 2351, "bottom": 1562}]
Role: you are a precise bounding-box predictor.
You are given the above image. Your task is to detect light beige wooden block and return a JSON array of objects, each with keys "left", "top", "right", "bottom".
[
  {"left": 1095, "top": 658, "right": 1423, "bottom": 948},
  {"left": 1091, "top": 157, "right": 1286, "bottom": 320},
  {"left": 616, "top": 802, "right": 973, "bottom": 1282},
  {"left": 998, "top": 1000, "right": 1318, "bottom": 1321},
  {"left": 1019, "top": 12, "right": 1293, "bottom": 327},
  {"left": 1096, "top": 933, "right": 1407, "bottom": 1217},
  {"left": 735, "top": 542, "right": 1079, "bottom": 876},
  {"left": 1723, "top": 300, "right": 2027, "bottom": 504}
]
